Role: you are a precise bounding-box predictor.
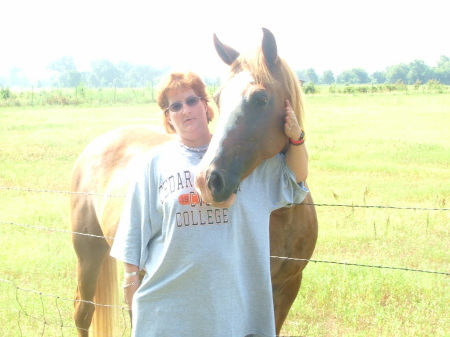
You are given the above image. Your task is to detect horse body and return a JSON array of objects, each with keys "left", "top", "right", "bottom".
[
  {"left": 71, "top": 126, "right": 170, "bottom": 336},
  {"left": 71, "top": 28, "right": 317, "bottom": 336}
]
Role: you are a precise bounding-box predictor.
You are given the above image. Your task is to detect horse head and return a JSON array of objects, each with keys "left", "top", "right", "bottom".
[{"left": 195, "top": 28, "right": 304, "bottom": 207}]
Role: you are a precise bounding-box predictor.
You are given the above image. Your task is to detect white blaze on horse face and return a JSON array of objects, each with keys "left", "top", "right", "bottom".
[
  {"left": 207, "top": 71, "right": 254, "bottom": 157},
  {"left": 195, "top": 71, "right": 254, "bottom": 206},
  {"left": 220, "top": 71, "right": 254, "bottom": 120}
]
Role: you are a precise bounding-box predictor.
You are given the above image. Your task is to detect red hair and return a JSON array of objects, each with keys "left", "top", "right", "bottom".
[{"left": 156, "top": 72, "right": 215, "bottom": 134}]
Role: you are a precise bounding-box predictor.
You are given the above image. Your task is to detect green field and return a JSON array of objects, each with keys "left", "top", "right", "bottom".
[{"left": 0, "top": 90, "right": 449, "bottom": 336}]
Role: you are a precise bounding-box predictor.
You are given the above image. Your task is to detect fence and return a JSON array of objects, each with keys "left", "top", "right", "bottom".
[{"left": 0, "top": 186, "right": 449, "bottom": 336}]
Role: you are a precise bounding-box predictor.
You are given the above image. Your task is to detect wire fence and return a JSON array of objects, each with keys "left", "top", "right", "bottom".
[
  {"left": 1, "top": 185, "right": 449, "bottom": 336},
  {"left": 1, "top": 220, "right": 449, "bottom": 276},
  {"left": 2, "top": 186, "right": 448, "bottom": 212},
  {"left": 0, "top": 278, "right": 130, "bottom": 337}
]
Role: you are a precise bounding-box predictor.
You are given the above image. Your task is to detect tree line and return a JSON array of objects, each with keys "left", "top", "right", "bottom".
[
  {"left": 0, "top": 56, "right": 168, "bottom": 89},
  {"left": 298, "top": 56, "right": 450, "bottom": 85},
  {"left": 1, "top": 55, "right": 450, "bottom": 88}
]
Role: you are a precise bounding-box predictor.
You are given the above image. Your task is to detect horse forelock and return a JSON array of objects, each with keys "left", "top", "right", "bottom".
[{"left": 230, "top": 48, "right": 305, "bottom": 129}]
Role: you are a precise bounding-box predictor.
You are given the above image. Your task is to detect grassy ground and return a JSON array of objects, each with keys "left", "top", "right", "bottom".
[
  {"left": 0, "top": 91, "right": 449, "bottom": 336},
  {"left": 283, "top": 92, "right": 449, "bottom": 336}
]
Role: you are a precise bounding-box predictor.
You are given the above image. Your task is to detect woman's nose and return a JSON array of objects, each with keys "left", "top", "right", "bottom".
[{"left": 181, "top": 105, "right": 191, "bottom": 114}]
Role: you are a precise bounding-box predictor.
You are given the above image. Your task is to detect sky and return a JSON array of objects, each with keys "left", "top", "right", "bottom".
[{"left": 1, "top": 0, "right": 449, "bottom": 82}]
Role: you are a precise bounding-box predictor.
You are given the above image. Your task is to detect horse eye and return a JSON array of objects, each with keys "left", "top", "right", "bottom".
[
  {"left": 261, "top": 98, "right": 269, "bottom": 105},
  {"left": 255, "top": 96, "right": 268, "bottom": 106}
]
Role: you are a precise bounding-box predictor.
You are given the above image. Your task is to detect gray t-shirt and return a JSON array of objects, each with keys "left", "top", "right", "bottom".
[{"left": 110, "top": 140, "right": 309, "bottom": 337}]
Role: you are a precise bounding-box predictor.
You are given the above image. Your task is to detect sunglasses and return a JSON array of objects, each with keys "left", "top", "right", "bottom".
[{"left": 166, "top": 95, "right": 202, "bottom": 113}]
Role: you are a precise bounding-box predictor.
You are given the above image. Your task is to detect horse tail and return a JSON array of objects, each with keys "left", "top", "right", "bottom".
[{"left": 91, "top": 254, "right": 120, "bottom": 337}]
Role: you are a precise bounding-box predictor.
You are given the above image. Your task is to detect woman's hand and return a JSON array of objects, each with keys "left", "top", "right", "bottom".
[
  {"left": 284, "top": 100, "right": 302, "bottom": 140},
  {"left": 283, "top": 100, "right": 308, "bottom": 183}
]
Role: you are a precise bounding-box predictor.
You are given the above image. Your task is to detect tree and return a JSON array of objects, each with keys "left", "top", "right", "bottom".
[
  {"left": 352, "top": 68, "right": 370, "bottom": 84},
  {"left": 407, "top": 60, "right": 431, "bottom": 84},
  {"left": 371, "top": 71, "right": 386, "bottom": 84},
  {"left": 434, "top": 55, "right": 450, "bottom": 84},
  {"left": 87, "top": 72, "right": 101, "bottom": 87},
  {"left": 48, "top": 56, "right": 82, "bottom": 87},
  {"left": 117, "top": 61, "right": 133, "bottom": 75},
  {"left": 66, "top": 71, "right": 83, "bottom": 87},
  {"left": 124, "top": 65, "right": 162, "bottom": 87},
  {"left": 305, "top": 68, "right": 319, "bottom": 84},
  {"left": 337, "top": 70, "right": 358, "bottom": 84},
  {"left": 48, "top": 56, "right": 76, "bottom": 73},
  {"left": 321, "top": 70, "right": 335, "bottom": 84},
  {"left": 336, "top": 68, "right": 370, "bottom": 85},
  {"left": 386, "top": 63, "right": 409, "bottom": 83},
  {"left": 90, "top": 59, "right": 122, "bottom": 87}
]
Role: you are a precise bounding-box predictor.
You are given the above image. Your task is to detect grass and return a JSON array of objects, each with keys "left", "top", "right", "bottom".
[
  {"left": 0, "top": 91, "right": 449, "bottom": 336},
  {"left": 283, "top": 92, "right": 450, "bottom": 336},
  {"left": 0, "top": 86, "right": 158, "bottom": 107}
]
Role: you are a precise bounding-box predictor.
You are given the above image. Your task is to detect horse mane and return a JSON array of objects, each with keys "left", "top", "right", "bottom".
[{"left": 230, "top": 47, "right": 306, "bottom": 129}]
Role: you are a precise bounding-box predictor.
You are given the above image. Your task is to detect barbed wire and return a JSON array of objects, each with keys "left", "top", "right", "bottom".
[
  {"left": 0, "top": 221, "right": 115, "bottom": 240},
  {"left": 0, "top": 186, "right": 125, "bottom": 198},
  {"left": 0, "top": 278, "right": 131, "bottom": 337},
  {"left": 1, "top": 216, "right": 448, "bottom": 336},
  {"left": 302, "top": 202, "right": 449, "bottom": 211},
  {"left": 0, "top": 279, "right": 303, "bottom": 337},
  {"left": 270, "top": 256, "right": 450, "bottom": 276},
  {"left": 2, "top": 310, "right": 126, "bottom": 337},
  {"left": 5, "top": 277, "right": 278, "bottom": 337},
  {"left": 1, "top": 220, "right": 448, "bottom": 276},
  {"left": 1, "top": 254, "right": 449, "bottom": 337},
  {"left": 0, "top": 278, "right": 129, "bottom": 311},
  {"left": 1, "top": 186, "right": 448, "bottom": 211}
]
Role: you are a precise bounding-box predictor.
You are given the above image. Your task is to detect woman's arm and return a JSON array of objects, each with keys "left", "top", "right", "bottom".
[
  {"left": 123, "top": 262, "right": 140, "bottom": 309},
  {"left": 283, "top": 100, "right": 308, "bottom": 183}
]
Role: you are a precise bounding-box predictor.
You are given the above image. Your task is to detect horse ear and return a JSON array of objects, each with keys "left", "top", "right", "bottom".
[
  {"left": 262, "top": 27, "right": 278, "bottom": 67},
  {"left": 214, "top": 33, "right": 240, "bottom": 66}
]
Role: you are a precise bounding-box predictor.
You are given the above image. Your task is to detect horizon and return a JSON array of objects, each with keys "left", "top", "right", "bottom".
[{"left": 1, "top": 0, "right": 449, "bottom": 82}]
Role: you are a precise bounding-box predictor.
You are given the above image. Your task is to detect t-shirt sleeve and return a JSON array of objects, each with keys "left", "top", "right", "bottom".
[
  {"left": 110, "top": 164, "right": 153, "bottom": 271},
  {"left": 258, "top": 153, "right": 309, "bottom": 209}
]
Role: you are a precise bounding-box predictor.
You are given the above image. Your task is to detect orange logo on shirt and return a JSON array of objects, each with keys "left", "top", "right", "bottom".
[{"left": 178, "top": 192, "right": 210, "bottom": 207}]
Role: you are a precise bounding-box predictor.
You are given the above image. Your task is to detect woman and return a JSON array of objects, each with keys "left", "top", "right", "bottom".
[{"left": 110, "top": 71, "right": 309, "bottom": 336}]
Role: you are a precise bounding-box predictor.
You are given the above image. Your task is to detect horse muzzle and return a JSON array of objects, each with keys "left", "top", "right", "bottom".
[{"left": 195, "top": 166, "right": 238, "bottom": 208}]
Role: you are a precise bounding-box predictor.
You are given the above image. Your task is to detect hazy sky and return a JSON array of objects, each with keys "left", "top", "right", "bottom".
[{"left": 1, "top": 0, "right": 449, "bottom": 81}]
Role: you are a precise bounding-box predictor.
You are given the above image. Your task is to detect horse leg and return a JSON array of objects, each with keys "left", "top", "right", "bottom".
[
  {"left": 72, "top": 199, "right": 110, "bottom": 337},
  {"left": 73, "top": 235, "right": 110, "bottom": 336},
  {"left": 272, "top": 269, "right": 304, "bottom": 335},
  {"left": 270, "top": 199, "right": 318, "bottom": 334}
]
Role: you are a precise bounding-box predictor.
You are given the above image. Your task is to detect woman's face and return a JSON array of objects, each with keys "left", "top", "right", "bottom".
[{"left": 166, "top": 87, "right": 210, "bottom": 144}]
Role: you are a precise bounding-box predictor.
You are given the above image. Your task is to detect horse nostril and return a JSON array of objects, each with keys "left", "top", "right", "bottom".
[{"left": 207, "top": 171, "right": 225, "bottom": 195}]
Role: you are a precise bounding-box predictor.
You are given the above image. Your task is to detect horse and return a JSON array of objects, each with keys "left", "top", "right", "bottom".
[
  {"left": 197, "top": 27, "right": 318, "bottom": 333},
  {"left": 70, "top": 27, "right": 317, "bottom": 336}
]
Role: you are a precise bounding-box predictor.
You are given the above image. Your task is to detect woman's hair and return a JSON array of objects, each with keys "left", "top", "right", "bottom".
[{"left": 156, "top": 72, "right": 215, "bottom": 134}]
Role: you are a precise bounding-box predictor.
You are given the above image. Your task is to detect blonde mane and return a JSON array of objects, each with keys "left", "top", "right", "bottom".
[{"left": 230, "top": 47, "right": 305, "bottom": 129}]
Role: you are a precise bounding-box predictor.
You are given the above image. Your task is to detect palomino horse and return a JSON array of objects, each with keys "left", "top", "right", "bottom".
[{"left": 70, "top": 28, "right": 317, "bottom": 336}]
